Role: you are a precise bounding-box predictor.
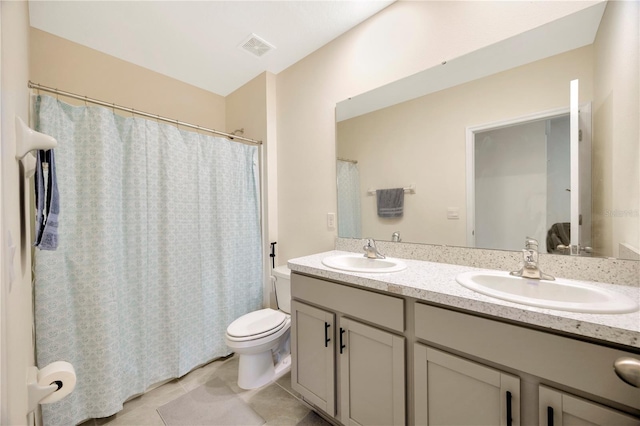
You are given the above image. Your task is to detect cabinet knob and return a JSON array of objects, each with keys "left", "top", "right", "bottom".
[{"left": 613, "top": 357, "right": 640, "bottom": 387}]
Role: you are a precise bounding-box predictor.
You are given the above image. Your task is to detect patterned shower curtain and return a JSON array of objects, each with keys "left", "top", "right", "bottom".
[
  {"left": 33, "top": 95, "right": 263, "bottom": 425},
  {"left": 337, "top": 160, "right": 361, "bottom": 238}
]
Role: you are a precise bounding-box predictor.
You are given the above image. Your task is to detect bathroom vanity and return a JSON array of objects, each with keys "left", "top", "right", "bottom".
[{"left": 288, "top": 251, "right": 640, "bottom": 426}]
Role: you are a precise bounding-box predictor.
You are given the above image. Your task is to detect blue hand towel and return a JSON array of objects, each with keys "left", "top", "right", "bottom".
[
  {"left": 376, "top": 188, "right": 404, "bottom": 218},
  {"left": 34, "top": 149, "right": 59, "bottom": 250},
  {"left": 34, "top": 151, "right": 45, "bottom": 245}
]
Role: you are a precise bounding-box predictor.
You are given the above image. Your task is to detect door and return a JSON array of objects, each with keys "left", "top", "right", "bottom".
[
  {"left": 569, "top": 80, "right": 593, "bottom": 253},
  {"left": 539, "top": 386, "right": 639, "bottom": 426},
  {"left": 290, "top": 300, "right": 336, "bottom": 416},
  {"left": 414, "top": 344, "right": 520, "bottom": 426},
  {"left": 473, "top": 120, "right": 549, "bottom": 251},
  {"left": 578, "top": 102, "right": 592, "bottom": 251},
  {"left": 339, "top": 317, "right": 405, "bottom": 426}
]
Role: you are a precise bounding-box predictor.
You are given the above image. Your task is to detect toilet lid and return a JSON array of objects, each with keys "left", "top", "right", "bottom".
[{"left": 227, "top": 308, "right": 287, "bottom": 338}]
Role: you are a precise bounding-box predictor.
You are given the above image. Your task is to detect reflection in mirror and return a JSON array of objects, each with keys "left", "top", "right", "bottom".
[
  {"left": 473, "top": 115, "right": 572, "bottom": 252},
  {"left": 337, "top": 158, "right": 362, "bottom": 238},
  {"left": 335, "top": 1, "right": 639, "bottom": 260}
]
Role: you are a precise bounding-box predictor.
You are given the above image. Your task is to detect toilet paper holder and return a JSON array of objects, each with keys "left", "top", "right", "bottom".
[
  {"left": 27, "top": 366, "right": 58, "bottom": 413},
  {"left": 27, "top": 361, "right": 76, "bottom": 413}
]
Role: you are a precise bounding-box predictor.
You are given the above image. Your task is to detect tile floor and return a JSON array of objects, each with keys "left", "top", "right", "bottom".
[{"left": 78, "top": 355, "right": 333, "bottom": 426}]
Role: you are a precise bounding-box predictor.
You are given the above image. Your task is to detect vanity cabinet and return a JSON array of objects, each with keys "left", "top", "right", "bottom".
[
  {"left": 291, "top": 273, "right": 406, "bottom": 425},
  {"left": 290, "top": 269, "right": 640, "bottom": 426},
  {"left": 414, "top": 303, "right": 640, "bottom": 425},
  {"left": 414, "top": 344, "right": 520, "bottom": 426}
]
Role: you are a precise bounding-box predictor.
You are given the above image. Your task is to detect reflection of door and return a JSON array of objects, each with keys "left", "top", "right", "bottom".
[
  {"left": 466, "top": 103, "right": 592, "bottom": 252},
  {"left": 578, "top": 102, "right": 592, "bottom": 251},
  {"left": 569, "top": 80, "right": 594, "bottom": 254},
  {"left": 474, "top": 120, "right": 551, "bottom": 251}
]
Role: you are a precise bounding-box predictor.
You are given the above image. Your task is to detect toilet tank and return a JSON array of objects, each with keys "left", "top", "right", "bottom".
[{"left": 272, "top": 265, "right": 291, "bottom": 314}]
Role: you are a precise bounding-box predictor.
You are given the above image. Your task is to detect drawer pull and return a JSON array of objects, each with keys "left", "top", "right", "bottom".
[
  {"left": 324, "top": 322, "right": 331, "bottom": 348},
  {"left": 506, "top": 391, "right": 512, "bottom": 426},
  {"left": 547, "top": 406, "right": 554, "bottom": 426},
  {"left": 614, "top": 357, "right": 640, "bottom": 387},
  {"left": 340, "top": 328, "right": 346, "bottom": 354}
]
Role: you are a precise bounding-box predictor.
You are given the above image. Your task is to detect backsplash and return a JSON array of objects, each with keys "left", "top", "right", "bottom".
[{"left": 336, "top": 238, "right": 639, "bottom": 287}]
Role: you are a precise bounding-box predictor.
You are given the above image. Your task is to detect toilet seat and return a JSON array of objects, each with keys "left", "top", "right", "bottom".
[{"left": 226, "top": 308, "right": 288, "bottom": 342}]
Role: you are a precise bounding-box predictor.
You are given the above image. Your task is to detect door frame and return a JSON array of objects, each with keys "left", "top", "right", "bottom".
[{"left": 465, "top": 107, "right": 570, "bottom": 247}]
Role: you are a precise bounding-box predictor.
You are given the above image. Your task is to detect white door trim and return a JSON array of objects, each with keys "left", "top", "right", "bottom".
[{"left": 0, "top": 3, "right": 6, "bottom": 422}]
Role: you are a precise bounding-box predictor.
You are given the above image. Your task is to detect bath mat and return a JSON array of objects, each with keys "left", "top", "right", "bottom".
[{"left": 157, "top": 377, "right": 265, "bottom": 426}]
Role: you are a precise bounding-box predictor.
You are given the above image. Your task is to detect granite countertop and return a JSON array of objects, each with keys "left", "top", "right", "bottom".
[{"left": 288, "top": 250, "right": 640, "bottom": 350}]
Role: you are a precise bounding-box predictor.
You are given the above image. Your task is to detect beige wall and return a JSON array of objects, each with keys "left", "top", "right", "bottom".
[
  {"left": 593, "top": 0, "right": 640, "bottom": 259},
  {"left": 1, "top": 1, "right": 35, "bottom": 424},
  {"left": 337, "top": 46, "right": 593, "bottom": 249},
  {"left": 275, "top": 0, "right": 599, "bottom": 264},
  {"left": 226, "top": 71, "right": 279, "bottom": 306},
  {"left": 30, "top": 28, "right": 226, "bottom": 129}
]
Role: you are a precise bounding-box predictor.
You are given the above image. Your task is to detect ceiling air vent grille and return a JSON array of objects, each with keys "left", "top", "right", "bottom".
[{"left": 239, "top": 33, "right": 275, "bottom": 58}]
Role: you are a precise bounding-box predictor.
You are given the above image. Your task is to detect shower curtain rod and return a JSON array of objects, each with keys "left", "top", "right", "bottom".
[
  {"left": 28, "top": 81, "right": 262, "bottom": 145},
  {"left": 337, "top": 157, "right": 358, "bottom": 164}
]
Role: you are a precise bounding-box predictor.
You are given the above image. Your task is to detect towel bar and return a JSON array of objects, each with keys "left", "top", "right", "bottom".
[
  {"left": 366, "top": 184, "right": 416, "bottom": 196},
  {"left": 15, "top": 116, "right": 57, "bottom": 160}
]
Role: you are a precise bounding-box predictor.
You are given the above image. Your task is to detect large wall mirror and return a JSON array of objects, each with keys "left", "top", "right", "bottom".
[{"left": 335, "top": 1, "right": 639, "bottom": 260}]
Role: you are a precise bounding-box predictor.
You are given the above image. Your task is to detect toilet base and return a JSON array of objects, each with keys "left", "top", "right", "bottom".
[
  {"left": 237, "top": 352, "right": 292, "bottom": 390},
  {"left": 273, "top": 353, "right": 291, "bottom": 381},
  {"left": 237, "top": 351, "right": 275, "bottom": 390}
]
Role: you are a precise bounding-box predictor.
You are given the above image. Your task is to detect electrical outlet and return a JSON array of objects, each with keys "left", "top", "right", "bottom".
[{"left": 327, "top": 213, "right": 336, "bottom": 229}]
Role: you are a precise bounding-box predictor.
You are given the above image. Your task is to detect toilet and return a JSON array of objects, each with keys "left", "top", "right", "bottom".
[{"left": 225, "top": 265, "right": 292, "bottom": 389}]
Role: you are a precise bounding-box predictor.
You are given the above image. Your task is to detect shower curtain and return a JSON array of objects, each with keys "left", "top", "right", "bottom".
[
  {"left": 337, "top": 160, "right": 361, "bottom": 238},
  {"left": 33, "top": 95, "right": 263, "bottom": 426}
]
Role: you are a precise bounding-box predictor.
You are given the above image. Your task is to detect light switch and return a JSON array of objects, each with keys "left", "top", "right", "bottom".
[{"left": 447, "top": 208, "right": 460, "bottom": 220}]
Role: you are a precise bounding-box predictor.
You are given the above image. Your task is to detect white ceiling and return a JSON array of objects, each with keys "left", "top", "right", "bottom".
[{"left": 29, "top": 0, "right": 395, "bottom": 97}]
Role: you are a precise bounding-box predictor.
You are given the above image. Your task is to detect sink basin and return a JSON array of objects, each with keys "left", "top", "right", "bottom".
[
  {"left": 456, "top": 271, "right": 639, "bottom": 314},
  {"left": 322, "top": 254, "right": 407, "bottom": 273}
]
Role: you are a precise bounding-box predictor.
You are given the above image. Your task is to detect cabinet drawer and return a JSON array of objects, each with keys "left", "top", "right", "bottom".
[
  {"left": 292, "top": 273, "right": 404, "bottom": 332},
  {"left": 415, "top": 303, "right": 640, "bottom": 411}
]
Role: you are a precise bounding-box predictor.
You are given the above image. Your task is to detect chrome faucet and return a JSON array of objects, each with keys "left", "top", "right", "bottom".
[
  {"left": 510, "top": 237, "right": 555, "bottom": 280},
  {"left": 363, "top": 238, "right": 386, "bottom": 259},
  {"left": 392, "top": 232, "right": 401, "bottom": 242}
]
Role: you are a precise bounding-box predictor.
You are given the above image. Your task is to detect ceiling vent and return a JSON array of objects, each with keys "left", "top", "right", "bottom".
[{"left": 239, "top": 33, "right": 275, "bottom": 58}]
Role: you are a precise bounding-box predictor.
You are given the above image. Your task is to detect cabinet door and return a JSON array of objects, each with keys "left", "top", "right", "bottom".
[
  {"left": 339, "top": 317, "right": 405, "bottom": 426},
  {"left": 414, "top": 344, "right": 520, "bottom": 426},
  {"left": 539, "top": 386, "right": 640, "bottom": 426},
  {"left": 291, "top": 300, "right": 336, "bottom": 416}
]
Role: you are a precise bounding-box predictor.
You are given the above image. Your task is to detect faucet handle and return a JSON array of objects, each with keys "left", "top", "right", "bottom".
[{"left": 525, "top": 237, "right": 539, "bottom": 250}]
